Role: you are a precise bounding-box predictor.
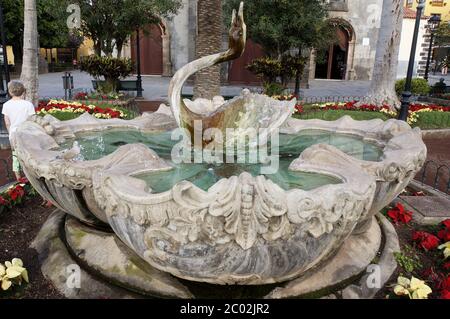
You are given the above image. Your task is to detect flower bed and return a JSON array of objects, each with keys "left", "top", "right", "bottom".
[
  {"left": 37, "top": 100, "right": 133, "bottom": 120},
  {"left": 73, "top": 91, "right": 138, "bottom": 110},
  {"left": 74, "top": 91, "right": 127, "bottom": 101},
  {"left": 287, "top": 99, "right": 450, "bottom": 128},
  {"left": 382, "top": 203, "right": 450, "bottom": 299},
  {"left": 0, "top": 178, "right": 36, "bottom": 215}
]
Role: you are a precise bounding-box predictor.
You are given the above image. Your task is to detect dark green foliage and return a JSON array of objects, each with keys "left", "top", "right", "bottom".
[
  {"left": 431, "top": 78, "right": 448, "bottom": 94},
  {"left": 395, "top": 78, "right": 431, "bottom": 96},
  {"left": 294, "top": 110, "right": 391, "bottom": 122},
  {"left": 79, "top": 56, "right": 134, "bottom": 93},
  {"left": 394, "top": 251, "right": 423, "bottom": 274},
  {"left": 73, "top": 0, "right": 182, "bottom": 56},
  {"left": 224, "top": 0, "right": 332, "bottom": 95},
  {"left": 247, "top": 55, "right": 307, "bottom": 95},
  {"left": 263, "top": 82, "right": 285, "bottom": 96},
  {"left": 246, "top": 57, "right": 282, "bottom": 84},
  {"left": 223, "top": 0, "right": 332, "bottom": 57},
  {"left": 434, "top": 23, "right": 450, "bottom": 48},
  {"left": 3, "top": 0, "right": 75, "bottom": 61}
]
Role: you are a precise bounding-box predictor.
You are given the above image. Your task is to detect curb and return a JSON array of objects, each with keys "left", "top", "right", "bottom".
[{"left": 422, "top": 128, "right": 450, "bottom": 139}]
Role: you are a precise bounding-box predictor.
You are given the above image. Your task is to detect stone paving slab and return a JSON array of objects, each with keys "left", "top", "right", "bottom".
[
  {"left": 403, "top": 196, "right": 450, "bottom": 217},
  {"left": 400, "top": 196, "right": 450, "bottom": 225}
]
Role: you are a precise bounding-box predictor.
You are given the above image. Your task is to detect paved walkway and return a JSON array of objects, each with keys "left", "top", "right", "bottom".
[
  {"left": 38, "top": 71, "right": 450, "bottom": 102},
  {"left": 39, "top": 71, "right": 373, "bottom": 101}
]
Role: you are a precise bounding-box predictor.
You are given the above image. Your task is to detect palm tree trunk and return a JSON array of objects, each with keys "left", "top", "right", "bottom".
[
  {"left": 193, "top": 0, "right": 223, "bottom": 100},
  {"left": 20, "top": 0, "right": 39, "bottom": 106},
  {"left": 366, "top": 0, "right": 403, "bottom": 108}
]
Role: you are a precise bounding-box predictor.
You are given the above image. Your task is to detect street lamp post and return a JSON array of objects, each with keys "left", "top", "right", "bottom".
[
  {"left": 136, "top": 28, "right": 143, "bottom": 98},
  {"left": 398, "top": 0, "right": 426, "bottom": 122},
  {"left": 424, "top": 14, "right": 441, "bottom": 81}
]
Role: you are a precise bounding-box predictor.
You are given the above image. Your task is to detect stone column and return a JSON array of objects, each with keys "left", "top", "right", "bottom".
[
  {"left": 346, "top": 38, "right": 356, "bottom": 80},
  {"left": 162, "top": 33, "right": 173, "bottom": 77}
]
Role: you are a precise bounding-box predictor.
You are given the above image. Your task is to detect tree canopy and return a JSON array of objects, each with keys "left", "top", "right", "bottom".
[
  {"left": 3, "top": 0, "right": 75, "bottom": 60},
  {"left": 223, "top": 0, "right": 334, "bottom": 95},
  {"left": 74, "top": 0, "right": 182, "bottom": 57},
  {"left": 434, "top": 23, "right": 450, "bottom": 48},
  {"left": 223, "top": 0, "right": 333, "bottom": 57}
]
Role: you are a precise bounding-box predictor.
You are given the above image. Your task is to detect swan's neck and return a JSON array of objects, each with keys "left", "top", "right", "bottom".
[{"left": 169, "top": 49, "right": 236, "bottom": 127}]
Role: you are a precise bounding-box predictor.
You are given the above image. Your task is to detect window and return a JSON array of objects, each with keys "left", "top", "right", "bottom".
[
  {"left": 431, "top": 13, "right": 442, "bottom": 20},
  {"left": 406, "top": 0, "right": 414, "bottom": 8},
  {"left": 328, "top": 0, "right": 348, "bottom": 12},
  {"left": 431, "top": 0, "right": 445, "bottom": 6}
]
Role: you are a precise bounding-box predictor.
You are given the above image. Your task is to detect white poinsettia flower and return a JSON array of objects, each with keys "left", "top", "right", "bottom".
[
  {"left": 438, "top": 242, "right": 450, "bottom": 259},
  {"left": 393, "top": 276, "right": 432, "bottom": 299},
  {"left": 409, "top": 277, "right": 432, "bottom": 299}
]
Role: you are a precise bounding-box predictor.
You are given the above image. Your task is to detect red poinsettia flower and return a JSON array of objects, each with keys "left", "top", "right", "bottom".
[
  {"left": 412, "top": 231, "right": 440, "bottom": 251},
  {"left": 295, "top": 104, "right": 303, "bottom": 114},
  {"left": 436, "top": 276, "right": 450, "bottom": 300},
  {"left": 441, "top": 290, "right": 450, "bottom": 299},
  {"left": 387, "top": 203, "right": 413, "bottom": 224},
  {"left": 8, "top": 185, "right": 25, "bottom": 201},
  {"left": 0, "top": 196, "right": 8, "bottom": 205},
  {"left": 442, "top": 219, "right": 450, "bottom": 229},
  {"left": 437, "top": 219, "right": 450, "bottom": 241},
  {"left": 443, "top": 261, "right": 450, "bottom": 271},
  {"left": 18, "top": 177, "right": 29, "bottom": 185},
  {"left": 438, "top": 229, "right": 450, "bottom": 242}
]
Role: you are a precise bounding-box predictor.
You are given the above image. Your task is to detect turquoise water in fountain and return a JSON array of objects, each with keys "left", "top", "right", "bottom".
[{"left": 60, "top": 129, "right": 383, "bottom": 192}]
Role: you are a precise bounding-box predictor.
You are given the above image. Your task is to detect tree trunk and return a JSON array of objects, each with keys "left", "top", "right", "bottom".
[
  {"left": 20, "top": 0, "right": 39, "bottom": 106},
  {"left": 102, "top": 39, "right": 114, "bottom": 57},
  {"left": 94, "top": 40, "right": 102, "bottom": 56},
  {"left": 193, "top": 0, "right": 223, "bottom": 100},
  {"left": 295, "top": 73, "right": 301, "bottom": 97},
  {"left": 116, "top": 40, "right": 124, "bottom": 58},
  {"left": 365, "top": 0, "right": 403, "bottom": 108}
]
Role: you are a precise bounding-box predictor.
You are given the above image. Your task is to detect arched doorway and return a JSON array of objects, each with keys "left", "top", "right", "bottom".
[
  {"left": 131, "top": 24, "right": 163, "bottom": 75},
  {"left": 314, "top": 20, "right": 355, "bottom": 80},
  {"left": 228, "top": 39, "right": 265, "bottom": 84}
]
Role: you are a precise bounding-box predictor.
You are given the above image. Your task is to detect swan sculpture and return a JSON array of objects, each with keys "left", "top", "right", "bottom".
[{"left": 168, "top": 2, "right": 296, "bottom": 148}]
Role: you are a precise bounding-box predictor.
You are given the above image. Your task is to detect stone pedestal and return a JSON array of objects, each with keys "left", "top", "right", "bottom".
[{"left": 31, "top": 210, "right": 398, "bottom": 299}]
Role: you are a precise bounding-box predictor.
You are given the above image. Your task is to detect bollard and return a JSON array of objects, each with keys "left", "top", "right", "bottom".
[{"left": 62, "top": 72, "right": 74, "bottom": 100}]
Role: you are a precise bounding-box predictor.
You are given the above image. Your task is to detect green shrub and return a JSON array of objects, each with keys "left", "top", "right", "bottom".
[
  {"left": 395, "top": 78, "right": 431, "bottom": 96},
  {"left": 79, "top": 55, "right": 134, "bottom": 93},
  {"left": 246, "top": 57, "right": 282, "bottom": 83},
  {"left": 430, "top": 78, "right": 448, "bottom": 94},
  {"left": 263, "top": 82, "right": 286, "bottom": 96},
  {"left": 394, "top": 251, "right": 422, "bottom": 274}
]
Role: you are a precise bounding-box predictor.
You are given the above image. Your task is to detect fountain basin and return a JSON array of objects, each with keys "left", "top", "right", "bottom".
[
  {"left": 13, "top": 109, "right": 426, "bottom": 284},
  {"left": 282, "top": 116, "right": 427, "bottom": 232}
]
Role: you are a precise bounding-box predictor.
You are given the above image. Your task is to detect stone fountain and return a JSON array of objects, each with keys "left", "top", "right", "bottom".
[{"left": 16, "top": 3, "right": 426, "bottom": 298}]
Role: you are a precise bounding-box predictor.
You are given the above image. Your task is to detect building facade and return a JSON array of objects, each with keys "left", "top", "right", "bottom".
[
  {"left": 308, "top": 0, "right": 383, "bottom": 81},
  {"left": 405, "top": 0, "right": 450, "bottom": 22},
  {"left": 397, "top": 7, "right": 429, "bottom": 79},
  {"left": 72, "top": 0, "right": 434, "bottom": 83},
  {"left": 122, "top": 0, "right": 385, "bottom": 82}
]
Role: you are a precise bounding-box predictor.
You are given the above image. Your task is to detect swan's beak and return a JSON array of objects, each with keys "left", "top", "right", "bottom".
[
  {"left": 238, "top": 2, "right": 244, "bottom": 21},
  {"left": 231, "top": 2, "right": 244, "bottom": 28}
]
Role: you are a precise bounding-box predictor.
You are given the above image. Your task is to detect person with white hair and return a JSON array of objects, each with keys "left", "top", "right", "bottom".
[{"left": 2, "top": 80, "right": 35, "bottom": 181}]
